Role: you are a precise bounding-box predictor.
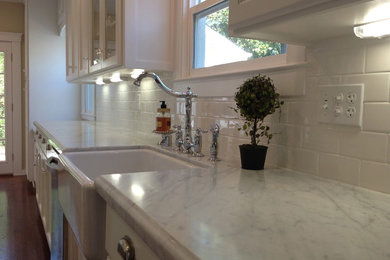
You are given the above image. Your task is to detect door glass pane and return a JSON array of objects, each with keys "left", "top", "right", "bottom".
[
  {"left": 92, "top": 0, "right": 101, "bottom": 66},
  {"left": 105, "top": 0, "right": 116, "bottom": 59},
  {"left": 0, "top": 52, "right": 5, "bottom": 161}
]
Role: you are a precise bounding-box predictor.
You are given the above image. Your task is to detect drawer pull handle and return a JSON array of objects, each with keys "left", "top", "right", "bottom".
[{"left": 117, "top": 235, "right": 135, "bottom": 260}]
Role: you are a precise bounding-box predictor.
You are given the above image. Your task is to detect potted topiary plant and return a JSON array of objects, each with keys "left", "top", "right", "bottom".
[{"left": 234, "top": 74, "right": 283, "bottom": 170}]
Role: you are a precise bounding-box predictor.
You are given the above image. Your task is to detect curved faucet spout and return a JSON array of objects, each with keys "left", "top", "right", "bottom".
[
  {"left": 133, "top": 71, "right": 198, "bottom": 98},
  {"left": 134, "top": 71, "right": 197, "bottom": 145}
]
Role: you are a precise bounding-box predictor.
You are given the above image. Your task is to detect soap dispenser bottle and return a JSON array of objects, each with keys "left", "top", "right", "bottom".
[{"left": 156, "top": 101, "right": 171, "bottom": 132}]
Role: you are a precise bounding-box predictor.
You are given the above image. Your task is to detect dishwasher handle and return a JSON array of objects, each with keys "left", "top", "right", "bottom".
[{"left": 117, "top": 236, "right": 136, "bottom": 260}]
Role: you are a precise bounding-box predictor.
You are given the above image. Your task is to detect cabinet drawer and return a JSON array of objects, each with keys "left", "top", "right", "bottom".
[{"left": 105, "top": 205, "right": 159, "bottom": 260}]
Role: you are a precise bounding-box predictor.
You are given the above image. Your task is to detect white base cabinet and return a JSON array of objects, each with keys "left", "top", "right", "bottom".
[{"left": 105, "top": 205, "right": 159, "bottom": 260}]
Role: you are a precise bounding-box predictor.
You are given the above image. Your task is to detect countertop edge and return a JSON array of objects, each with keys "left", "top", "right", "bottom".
[
  {"left": 34, "top": 121, "right": 67, "bottom": 150},
  {"left": 95, "top": 177, "right": 201, "bottom": 260}
]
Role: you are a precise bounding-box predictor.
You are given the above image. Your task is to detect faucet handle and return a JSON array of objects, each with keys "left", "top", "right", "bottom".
[
  {"left": 193, "top": 128, "right": 207, "bottom": 157},
  {"left": 209, "top": 124, "right": 220, "bottom": 161},
  {"left": 195, "top": 127, "right": 208, "bottom": 134}
]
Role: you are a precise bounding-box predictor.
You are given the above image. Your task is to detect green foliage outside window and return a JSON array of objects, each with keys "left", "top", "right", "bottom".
[{"left": 206, "top": 7, "right": 284, "bottom": 59}]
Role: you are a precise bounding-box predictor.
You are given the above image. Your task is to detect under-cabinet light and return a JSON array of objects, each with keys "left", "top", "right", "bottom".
[
  {"left": 110, "top": 72, "right": 122, "bottom": 83},
  {"left": 95, "top": 77, "right": 105, "bottom": 85},
  {"left": 354, "top": 18, "right": 390, "bottom": 39},
  {"left": 130, "top": 69, "right": 145, "bottom": 79}
]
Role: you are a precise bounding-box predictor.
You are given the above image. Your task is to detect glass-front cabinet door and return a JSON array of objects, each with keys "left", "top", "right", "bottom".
[
  {"left": 89, "top": 0, "right": 102, "bottom": 72},
  {"left": 102, "top": 0, "right": 121, "bottom": 68},
  {"left": 89, "top": 0, "right": 121, "bottom": 73},
  {"left": 79, "top": 0, "right": 91, "bottom": 76}
]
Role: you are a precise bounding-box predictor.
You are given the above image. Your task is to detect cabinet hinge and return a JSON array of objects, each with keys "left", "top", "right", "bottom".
[
  {"left": 12, "top": 153, "right": 14, "bottom": 161},
  {"left": 11, "top": 53, "right": 13, "bottom": 62},
  {"left": 11, "top": 104, "right": 14, "bottom": 112}
]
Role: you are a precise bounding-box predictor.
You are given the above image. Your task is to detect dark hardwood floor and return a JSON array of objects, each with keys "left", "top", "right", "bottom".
[{"left": 0, "top": 175, "right": 50, "bottom": 260}]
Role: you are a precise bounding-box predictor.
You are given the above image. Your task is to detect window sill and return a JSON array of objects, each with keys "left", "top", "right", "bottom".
[
  {"left": 172, "top": 59, "right": 308, "bottom": 98},
  {"left": 174, "top": 59, "right": 308, "bottom": 82}
]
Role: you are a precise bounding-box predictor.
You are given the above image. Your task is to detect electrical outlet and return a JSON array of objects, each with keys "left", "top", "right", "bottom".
[
  {"left": 346, "top": 92, "right": 357, "bottom": 104},
  {"left": 345, "top": 106, "right": 356, "bottom": 118},
  {"left": 318, "top": 84, "right": 364, "bottom": 127}
]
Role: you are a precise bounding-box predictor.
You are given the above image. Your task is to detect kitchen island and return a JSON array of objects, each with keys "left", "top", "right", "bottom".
[{"left": 35, "top": 121, "right": 390, "bottom": 260}]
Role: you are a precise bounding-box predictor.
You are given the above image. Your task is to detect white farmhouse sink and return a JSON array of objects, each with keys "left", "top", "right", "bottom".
[
  {"left": 58, "top": 147, "right": 203, "bottom": 260},
  {"left": 63, "top": 148, "right": 200, "bottom": 180}
]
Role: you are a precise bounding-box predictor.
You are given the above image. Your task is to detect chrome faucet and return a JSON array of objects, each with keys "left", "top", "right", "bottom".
[
  {"left": 134, "top": 71, "right": 198, "bottom": 151},
  {"left": 209, "top": 124, "right": 220, "bottom": 161}
]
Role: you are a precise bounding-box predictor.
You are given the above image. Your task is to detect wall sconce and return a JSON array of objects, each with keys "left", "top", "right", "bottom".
[{"left": 354, "top": 18, "right": 390, "bottom": 39}]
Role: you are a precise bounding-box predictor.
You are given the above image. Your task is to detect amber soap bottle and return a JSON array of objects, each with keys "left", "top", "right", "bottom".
[{"left": 156, "top": 101, "right": 171, "bottom": 132}]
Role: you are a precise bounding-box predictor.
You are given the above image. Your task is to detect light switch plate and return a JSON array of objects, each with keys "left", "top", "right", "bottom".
[{"left": 318, "top": 84, "right": 364, "bottom": 127}]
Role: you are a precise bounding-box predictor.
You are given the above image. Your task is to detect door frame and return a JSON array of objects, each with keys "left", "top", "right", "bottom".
[{"left": 0, "top": 32, "right": 23, "bottom": 175}]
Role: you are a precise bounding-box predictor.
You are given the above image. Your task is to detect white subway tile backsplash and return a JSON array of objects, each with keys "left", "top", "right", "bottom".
[
  {"left": 363, "top": 103, "right": 390, "bottom": 132},
  {"left": 319, "top": 154, "right": 360, "bottom": 185},
  {"left": 302, "top": 126, "right": 340, "bottom": 154},
  {"left": 96, "top": 36, "right": 390, "bottom": 194},
  {"left": 287, "top": 148, "right": 319, "bottom": 174},
  {"left": 287, "top": 102, "right": 317, "bottom": 125},
  {"left": 271, "top": 124, "right": 303, "bottom": 148},
  {"left": 366, "top": 41, "right": 390, "bottom": 73},
  {"left": 340, "top": 74, "right": 390, "bottom": 102},
  {"left": 304, "top": 76, "right": 341, "bottom": 101},
  {"left": 311, "top": 48, "right": 365, "bottom": 76},
  {"left": 339, "top": 132, "right": 387, "bottom": 162},
  {"left": 360, "top": 161, "right": 390, "bottom": 193}
]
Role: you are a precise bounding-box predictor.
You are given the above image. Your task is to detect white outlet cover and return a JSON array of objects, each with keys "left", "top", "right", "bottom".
[{"left": 318, "top": 84, "right": 364, "bottom": 127}]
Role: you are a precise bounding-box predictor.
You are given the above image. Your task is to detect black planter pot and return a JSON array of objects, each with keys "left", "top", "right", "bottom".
[{"left": 239, "top": 144, "right": 268, "bottom": 170}]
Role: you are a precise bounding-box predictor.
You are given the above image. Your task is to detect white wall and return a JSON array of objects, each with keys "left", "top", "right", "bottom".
[{"left": 26, "top": 0, "right": 80, "bottom": 178}]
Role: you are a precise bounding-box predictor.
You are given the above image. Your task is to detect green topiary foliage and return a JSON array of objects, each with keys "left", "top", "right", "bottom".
[{"left": 234, "top": 74, "right": 283, "bottom": 146}]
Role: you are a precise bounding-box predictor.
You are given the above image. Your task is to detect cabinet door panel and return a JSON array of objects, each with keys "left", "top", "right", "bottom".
[
  {"left": 102, "top": 0, "right": 122, "bottom": 70},
  {"left": 105, "top": 205, "right": 159, "bottom": 260},
  {"left": 89, "top": 0, "right": 103, "bottom": 72},
  {"left": 79, "top": 0, "right": 91, "bottom": 77}
]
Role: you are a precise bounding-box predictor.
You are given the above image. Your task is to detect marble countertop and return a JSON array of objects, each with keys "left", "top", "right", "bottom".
[
  {"left": 35, "top": 121, "right": 390, "bottom": 260},
  {"left": 34, "top": 121, "right": 160, "bottom": 151}
]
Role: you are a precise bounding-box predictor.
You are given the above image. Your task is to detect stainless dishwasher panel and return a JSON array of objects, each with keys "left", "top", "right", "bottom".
[{"left": 46, "top": 157, "right": 64, "bottom": 260}]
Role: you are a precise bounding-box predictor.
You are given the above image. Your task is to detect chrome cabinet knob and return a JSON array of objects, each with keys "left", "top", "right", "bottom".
[{"left": 117, "top": 236, "right": 135, "bottom": 260}]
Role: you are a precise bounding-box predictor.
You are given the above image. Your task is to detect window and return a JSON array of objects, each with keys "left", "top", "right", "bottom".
[
  {"left": 190, "top": 0, "right": 286, "bottom": 70},
  {"left": 81, "top": 84, "right": 95, "bottom": 121}
]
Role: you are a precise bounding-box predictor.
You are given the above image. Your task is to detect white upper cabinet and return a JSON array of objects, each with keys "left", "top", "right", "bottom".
[
  {"left": 66, "top": 0, "right": 80, "bottom": 81},
  {"left": 229, "top": 0, "right": 390, "bottom": 45},
  {"left": 66, "top": 0, "right": 174, "bottom": 82}
]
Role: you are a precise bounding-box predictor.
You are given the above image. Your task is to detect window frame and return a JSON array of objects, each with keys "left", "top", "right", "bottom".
[
  {"left": 81, "top": 84, "right": 96, "bottom": 121},
  {"left": 178, "top": 0, "right": 306, "bottom": 80}
]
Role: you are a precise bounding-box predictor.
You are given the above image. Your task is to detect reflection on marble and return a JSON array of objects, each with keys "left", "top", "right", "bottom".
[
  {"left": 34, "top": 121, "right": 161, "bottom": 151},
  {"left": 96, "top": 167, "right": 390, "bottom": 260}
]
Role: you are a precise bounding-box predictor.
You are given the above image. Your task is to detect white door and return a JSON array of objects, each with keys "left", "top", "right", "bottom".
[{"left": 0, "top": 42, "right": 13, "bottom": 174}]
